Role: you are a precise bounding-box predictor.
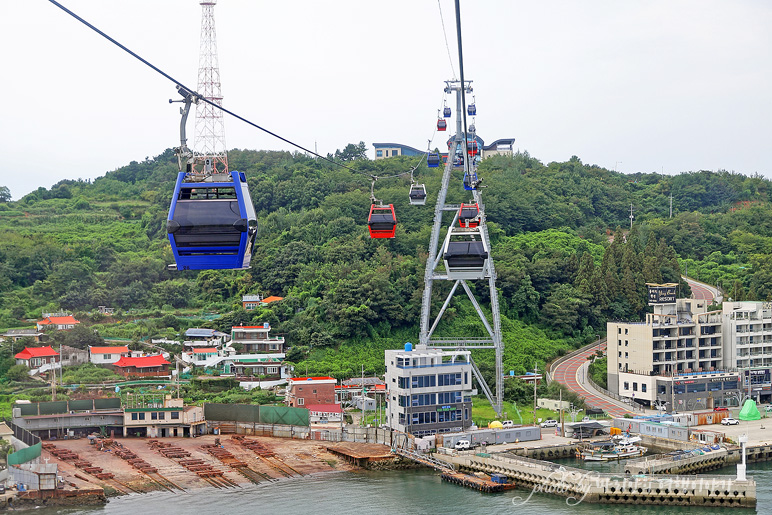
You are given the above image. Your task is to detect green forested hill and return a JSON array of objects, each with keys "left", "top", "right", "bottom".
[{"left": 1, "top": 147, "right": 771, "bottom": 383}]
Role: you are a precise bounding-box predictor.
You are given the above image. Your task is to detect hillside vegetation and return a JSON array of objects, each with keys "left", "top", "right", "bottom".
[{"left": 1, "top": 147, "right": 771, "bottom": 394}]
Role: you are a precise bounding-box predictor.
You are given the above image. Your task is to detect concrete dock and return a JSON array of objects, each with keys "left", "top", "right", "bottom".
[{"left": 432, "top": 451, "right": 756, "bottom": 508}]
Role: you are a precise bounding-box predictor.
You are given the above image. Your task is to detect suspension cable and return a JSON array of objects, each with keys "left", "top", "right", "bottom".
[
  {"left": 47, "top": 0, "right": 421, "bottom": 182},
  {"left": 437, "top": 0, "right": 457, "bottom": 80},
  {"left": 454, "top": 0, "right": 471, "bottom": 176}
]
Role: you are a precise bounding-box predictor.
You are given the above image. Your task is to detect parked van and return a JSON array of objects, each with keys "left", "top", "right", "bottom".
[{"left": 454, "top": 440, "right": 471, "bottom": 451}]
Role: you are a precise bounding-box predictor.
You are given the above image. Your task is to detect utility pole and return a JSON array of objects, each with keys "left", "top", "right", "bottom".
[{"left": 533, "top": 363, "right": 539, "bottom": 424}]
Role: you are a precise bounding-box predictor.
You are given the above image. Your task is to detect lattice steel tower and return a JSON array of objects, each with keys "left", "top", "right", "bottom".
[
  {"left": 194, "top": 0, "right": 228, "bottom": 175},
  {"left": 419, "top": 79, "right": 504, "bottom": 418}
]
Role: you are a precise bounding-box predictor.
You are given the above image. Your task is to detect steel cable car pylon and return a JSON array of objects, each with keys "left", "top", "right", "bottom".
[{"left": 418, "top": 79, "right": 504, "bottom": 418}]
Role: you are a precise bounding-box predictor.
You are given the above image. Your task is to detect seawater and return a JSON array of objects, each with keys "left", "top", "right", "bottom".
[{"left": 31, "top": 461, "right": 772, "bottom": 515}]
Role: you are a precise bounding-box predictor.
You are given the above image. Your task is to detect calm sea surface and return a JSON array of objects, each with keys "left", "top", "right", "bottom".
[{"left": 31, "top": 460, "right": 772, "bottom": 515}]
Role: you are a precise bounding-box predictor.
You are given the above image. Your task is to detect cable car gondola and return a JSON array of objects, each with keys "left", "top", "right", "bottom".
[
  {"left": 437, "top": 118, "right": 447, "bottom": 131},
  {"left": 467, "top": 141, "right": 479, "bottom": 157},
  {"left": 443, "top": 106, "right": 452, "bottom": 118},
  {"left": 467, "top": 103, "right": 476, "bottom": 116},
  {"left": 458, "top": 203, "right": 480, "bottom": 228},
  {"left": 427, "top": 152, "right": 441, "bottom": 168},
  {"left": 167, "top": 170, "right": 258, "bottom": 270},
  {"left": 367, "top": 204, "right": 397, "bottom": 238},
  {"left": 463, "top": 170, "right": 478, "bottom": 190},
  {"left": 409, "top": 184, "right": 427, "bottom": 206},
  {"left": 442, "top": 226, "right": 489, "bottom": 280}
]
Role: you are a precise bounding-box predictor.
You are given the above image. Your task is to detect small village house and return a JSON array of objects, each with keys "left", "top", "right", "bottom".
[
  {"left": 231, "top": 324, "right": 285, "bottom": 353},
  {"left": 286, "top": 376, "right": 337, "bottom": 407},
  {"left": 112, "top": 355, "right": 171, "bottom": 378},
  {"left": 123, "top": 395, "right": 205, "bottom": 438},
  {"left": 36, "top": 314, "right": 79, "bottom": 331},
  {"left": 305, "top": 403, "right": 343, "bottom": 424},
  {"left": 15, "top": 346, "right": 59, "bottom": 368},
  {"left": 89, "top": 345, "right": 130, "bottom": 365}
]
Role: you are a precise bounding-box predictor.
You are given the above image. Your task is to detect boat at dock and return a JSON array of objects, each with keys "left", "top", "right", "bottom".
[{"left": 576, "top": 435, "right": 647, "bottom": 461}]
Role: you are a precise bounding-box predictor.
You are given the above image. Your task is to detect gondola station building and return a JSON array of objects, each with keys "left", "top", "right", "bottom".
[{"left": 385, "top": 344, "right": 474, "bottom": 437}]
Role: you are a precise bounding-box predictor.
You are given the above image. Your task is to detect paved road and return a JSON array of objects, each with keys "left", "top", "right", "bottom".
[
  {"left": 551, "top": 342, "right": 637, "bottom": 418},
  {"left": 684, "top": 276, "right": 722, "bottom": 303}
]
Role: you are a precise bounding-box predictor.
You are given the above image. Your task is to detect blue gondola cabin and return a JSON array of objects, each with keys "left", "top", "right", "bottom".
[{"left": 166, "top": 171, "right": 257, "bottom": 270}]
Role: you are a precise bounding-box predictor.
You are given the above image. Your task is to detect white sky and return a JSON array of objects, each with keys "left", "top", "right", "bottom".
[{"left": 2, "top": 1, "right": 771, "bottom": 200}]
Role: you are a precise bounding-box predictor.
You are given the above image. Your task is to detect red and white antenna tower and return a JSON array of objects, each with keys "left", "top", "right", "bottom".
[{"left": 194, "top": 0, "right": 228, "bottom": 175}]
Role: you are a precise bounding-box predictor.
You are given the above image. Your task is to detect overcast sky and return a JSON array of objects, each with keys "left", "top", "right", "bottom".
[{"left": 2, "top": 1, "right": 771, "bottom": 200}]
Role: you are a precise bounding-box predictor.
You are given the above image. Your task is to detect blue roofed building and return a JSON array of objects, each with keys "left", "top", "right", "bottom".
[{"left": 373, "top": 143, "right": 426, "bottom": 160}]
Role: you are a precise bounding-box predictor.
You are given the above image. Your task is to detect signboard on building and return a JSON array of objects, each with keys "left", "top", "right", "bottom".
[{"left": 647, "top": 283, "right": 677, "bottom": 304}]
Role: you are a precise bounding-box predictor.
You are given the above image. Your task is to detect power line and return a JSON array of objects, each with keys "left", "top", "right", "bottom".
[{"left": 47, "top": 0, "right": 420, "bottom": 183}]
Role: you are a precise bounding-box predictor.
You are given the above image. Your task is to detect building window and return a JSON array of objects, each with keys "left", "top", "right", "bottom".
[
  {"left": 625, "top": 328, "right": 628, "bottom": 335},
  {"left": 159, "top": 412, "right": 166, "bottom": 420},
  {"left": 392, "top": 150, "right": 399, "bottom": 156},
  {"left": 132, "top": 413, "right": 138, "bottom": 420},
  {"left": 151, "top": 412, "right": 158, "bottom": 420},
  {"left": 139, "top": 413, "right": 145, "bottom": 420},
  {"left": 171, "top": 412, "right": 180, "bottom": 420},
  {"left": 376, "top": 150, "right": 383, "bottom": 157},
  {"left": 625, "top": 352, "right": 628, "bottom": 358},
  {"left": 625, "top": 341, "right": 628, "bottom": 346},
  {"left": 104, "top": 354, "right": 111, "bottom": 360},
  {"left": 298, "top": 398, "right": 304, "bottom": 406},
  {"left": 313, "top": 389, "right": 317, "bottom": 394},
  {"left": 623, "top": 382, "right": 629, "bottom": 390},
  {"left": 633, "top": 383, "right": 638, "bottom": 392},
  {"left": 641, "top": 384, "right": 647, "bottom": 393}
]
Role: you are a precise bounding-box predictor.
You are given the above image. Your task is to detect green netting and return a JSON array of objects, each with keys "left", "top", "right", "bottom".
[
  {"left": 204, "top": 403, "right": 309, "bottom": 426},
  {"left": 93, "top": 398, "right": 121, "bottom": 410},
  {"left": 205, "top": 403, "right": 259, "bottom": 423},
  {"left": 68, "top": 399, "right": 95, "bottom": 411},
  {"left": 18, "top": 404, "right": 38, "bottom": 416},
  {"left": 739, "top": 399, "right": 761, "bottom": 421},
  {"left": 37, "top": 401, "right": 68, "bottom": 415},
  {"left": 260, "top": 406, "right": 309, "bottom": 426},
  {"left": 8, "top": 442, "right": 41, "bottom": 466}
]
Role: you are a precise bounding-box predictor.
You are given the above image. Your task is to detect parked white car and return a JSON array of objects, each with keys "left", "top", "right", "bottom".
[
  {"left": 540, "top": 419, "right": 559, "bottom": 428},
  {"left": 721, "top": 417, "right": 740, "bottom": 426},
  {"left": 502, "top": 420, "right": 515, "bottom": 428},
  {"left": 454, "top": 440, "right": 471, "bottom": 450}
]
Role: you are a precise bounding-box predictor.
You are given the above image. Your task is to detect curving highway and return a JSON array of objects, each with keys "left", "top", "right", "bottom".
[
  {"left": 551, "top": 342, "right": 637, "bottom": 419},
  {"left": 684, "top": 276, "right": 722, "bottom": 303}
]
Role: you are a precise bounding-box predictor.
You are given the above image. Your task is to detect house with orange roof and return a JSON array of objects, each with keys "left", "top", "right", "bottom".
[
  {"left": 36, "top": 315, "right": 79, "bottom": 331},
  {"left": 241, "top": 294, "right": 284, "bottom": 310},
  {"left": 89, "top": 345, "right": 130, "bottom": 365},
  {"left": 15, "top": 347, "right": 59, "bottom": 368},
  {"left": 112, "top": 355, "right": 171, "bottom": 378}
]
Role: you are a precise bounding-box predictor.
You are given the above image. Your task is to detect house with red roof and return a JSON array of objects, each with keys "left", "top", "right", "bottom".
[
  {"left": 112, "top": 355, "right": 171, "bottom": 378},
  {"left": 36, "top": 315, "right": 79, "bottom": 331},
  {"left": 15, "top": 347, "right": 59, "bottom": 368},
  {"left": 89, "top": 346, "right": 130, "bottom": 365},
  {"left": 285, "top": 376, "right": 337, "bottom": 407}
]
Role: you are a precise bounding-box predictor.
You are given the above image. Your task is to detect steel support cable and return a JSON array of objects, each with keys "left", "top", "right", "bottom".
[
  {"left": 47, "top": 0, "right": 421, "bottom": 184},
  {"left": 454, "top": 0, "right": 471, "bottom": 175},
  {"left": 437, "top": 0, "right": 457, "bottom": 80}
]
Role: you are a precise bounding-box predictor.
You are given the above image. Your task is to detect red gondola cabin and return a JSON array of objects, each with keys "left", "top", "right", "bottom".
[
  {"left": 458, "top": 203, "right": 480, "bottom": 228},
  {"left": 368, "top": 204, "right": 397, "bottom": 238},
  {"left": 437, "top": 119, "right": 447, "bottom": 131}
]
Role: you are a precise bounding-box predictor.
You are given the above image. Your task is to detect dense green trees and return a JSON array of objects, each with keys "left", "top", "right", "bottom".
[{"left": 2, "top": 145, "right": 772, "bottom": 383}]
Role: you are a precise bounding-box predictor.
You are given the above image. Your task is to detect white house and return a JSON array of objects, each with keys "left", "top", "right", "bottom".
[{"left": 88, "top": 346, "right": 130, "bottom": 365}]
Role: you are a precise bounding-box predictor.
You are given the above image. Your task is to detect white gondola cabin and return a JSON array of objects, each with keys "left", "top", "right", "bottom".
[
  {"left": 442, "top": 226, "right": 489, "bottom": 280},
  {"left": 409, "top": 184, "right": 427, "bottom": 206}
]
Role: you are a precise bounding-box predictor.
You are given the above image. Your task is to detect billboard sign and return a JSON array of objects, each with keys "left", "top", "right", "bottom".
[{"left": 648, "top": 284, "right": 677, "bottom": 304}]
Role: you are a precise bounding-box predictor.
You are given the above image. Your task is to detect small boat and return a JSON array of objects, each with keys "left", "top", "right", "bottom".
[{"left": 577, "top": 437, "right": 647, "bottom": 461}]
